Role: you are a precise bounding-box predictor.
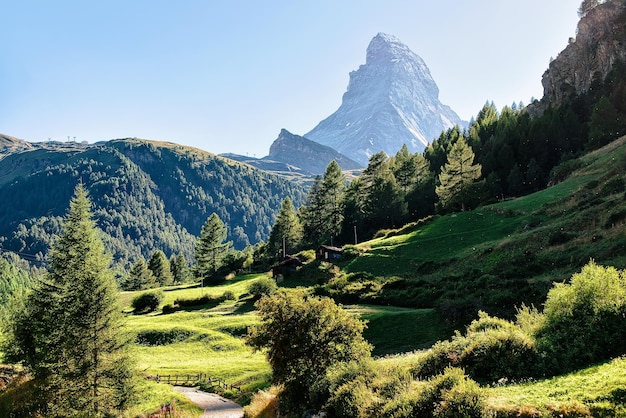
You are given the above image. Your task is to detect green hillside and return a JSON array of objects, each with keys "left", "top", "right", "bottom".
[
  {"left": 0, "top": 139, "right": 306, "bottom": 269},
  {"left": 316, "top": 136, "right": 626, "bottom": 321}
]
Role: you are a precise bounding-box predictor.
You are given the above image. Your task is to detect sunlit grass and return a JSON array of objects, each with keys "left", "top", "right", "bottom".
[{"left": 486, "top": 357, "right": 626, "bottom": 415}]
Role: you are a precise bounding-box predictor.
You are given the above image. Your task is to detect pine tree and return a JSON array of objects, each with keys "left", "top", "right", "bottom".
[
  {"left": 125, "top": 258, "right": 156, "bottom": 290},
  {"left": 195, "top": 213, "right": 232, "bottom": 283},
  {"left": 2, "top": 184, "right": 134, "bottom": 416},
  {"left": 170, "top": 253, "right": 190, "bottom": 283},
  {"left": 148, "top": 250, "right": 173, "bottom": 286},
  {"left": 436, "top": 138, "right": 482, "bottom": 211},
  {"left": 360, "top": 152, "right": 408, "bottom": 232},
  {"left": 268, "top": 197, "right": 303, "bottom": 258},
  {"left": 300, "top": 161, "right": 346, "bottom": 246},
  {"left": 319, "top": 161, "right": 346, "bottom": 244}
]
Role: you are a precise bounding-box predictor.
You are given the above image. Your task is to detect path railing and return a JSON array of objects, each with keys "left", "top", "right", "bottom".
[{"left": 147, "top": 373, "right": 241, "bottom": 392}]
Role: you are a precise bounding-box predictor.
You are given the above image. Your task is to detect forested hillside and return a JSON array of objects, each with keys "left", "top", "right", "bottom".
[{"left": 0, "top": 139, "right": 306, "bottom": 270}]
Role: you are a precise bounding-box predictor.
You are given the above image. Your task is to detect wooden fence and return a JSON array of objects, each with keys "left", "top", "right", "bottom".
[{"left": 147, "top": 373, "right": 241, "bottom": 392}]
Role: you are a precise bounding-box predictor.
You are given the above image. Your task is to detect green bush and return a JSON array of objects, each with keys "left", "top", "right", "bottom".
[
  {"left": 536, "top": 261, "right": 626, "bottom": 374},
  {"left": 135, "top": 328, "right": 194, "bottom": 346},
  {"left": 316, "top": 359, "right": 412, "bottom": 418},
  {"left": 248, "top": 277, "right": 278, "bottom": 300},
  {"left": 380, "top": 368, "right": 485, "bottom": 418},
  {"left": 131, "top": 291, "right": 163, "bottom": 314},
  {"left": 221, "top": 290, "right": 236, "bottom": 301},
  {"left": 415, "top": 312, "right": 539, "bottom": 383},
  {"left": 174, "top": 295, "right": 212, "bottom": 307}
]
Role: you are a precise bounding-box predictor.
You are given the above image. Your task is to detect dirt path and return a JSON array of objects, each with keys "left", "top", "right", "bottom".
[{"left": 173, "top": 386, "right": 244, "bottom": 418}]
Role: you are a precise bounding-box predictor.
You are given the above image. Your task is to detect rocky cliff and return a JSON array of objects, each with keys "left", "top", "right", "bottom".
[
  {"left": 540, "top": 0, "right": 626, "bottom": 108},
  {"left": 266, "top": 129, "right": 362, "bottom": 174}
]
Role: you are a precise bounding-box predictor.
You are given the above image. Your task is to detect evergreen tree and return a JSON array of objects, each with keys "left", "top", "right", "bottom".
[
  {"left": 392, "top": 144, "right": 418, "bottom": 192},
  {"left": 2, "top": 185, "right": 134, "bottom": 416},
  {"left": 319, "top": 160, "right": 346, "bottom": 244},
  {"left": 436, "top": 138, "right": 482, "bottom": 211},
  {"left": 300, "top": 176, "right": 324, "bottom": 245},
  {"left": 170, "top": 253, "right": 190, "bottom": 283},
  {"left": 360, "top": 152, "right": 407, "bottom": 233},
  {"left": 195, "top": 213, "right": 232, "bottom": 283},
  {"left": 300, "top": 161, "right": 346, "bottom": 246},
  {"left": 268, "top": 197, "right": 303, "bottom": 258},
  {"left": 588, "top": 96, "right": 625, "bottom": 149},
  {"left": 124, "top": 258, "right": 156, "bottom": 290},
  {"left": 148, "top": 249, "right": 173, "bottom": 286}
]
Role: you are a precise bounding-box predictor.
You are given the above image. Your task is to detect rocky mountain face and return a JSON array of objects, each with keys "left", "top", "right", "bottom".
[
  {"left": 265, "top": 129, "right": 361, "bottom": 174},
  {"left": 540, "top": 0, "right": 626, "bottom": 109},
  {"left": 305, "top": 33, "right": 465, "bottom": 166}
]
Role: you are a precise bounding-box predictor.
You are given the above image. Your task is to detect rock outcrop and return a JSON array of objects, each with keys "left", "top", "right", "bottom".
[
  {"left": 540, "top": 0, "right": 626, "bottom": 109},
  {"left": 265, "top": 129, "right": 361, "bottom": 174}
]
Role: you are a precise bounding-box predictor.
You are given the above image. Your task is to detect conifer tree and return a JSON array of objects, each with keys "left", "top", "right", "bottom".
[
  {"left": 125, "top": 258, "right": 156, "bottom": 290},
  {"left": 268, "top": 197, "right": 303, "bottom": 258},
  {"left": 300, "top": 161, "right": 346, "bottom": 246},
  {"left": 2, "top": 184, "right": 134, "bottom": 416},
  {"left": 170, "top": 252, "right": 190, "bottom": 283},
  {"left": 148, "top": 249, "right": 173, "bottom": 286},
  {"left": 195, "top": 213, "right": 232, "bottom": 282},
  {"left": 436, "top": 138, "right": 482, "bottom": 211}
]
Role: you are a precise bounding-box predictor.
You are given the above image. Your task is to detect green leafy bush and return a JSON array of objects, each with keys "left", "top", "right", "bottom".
[
  {"left": 415, "top": 312, "right": 539, "bottom": 382},
  {"left": 248, "top": 277, "right": 278, "bottom": 300},
  {"left": 135, "top": 328, "right": 194, "bottom": 346},
  {"left": 131, "top": 291, "right": 163, "bottom": 314},
  {"left": 380, "top": 368, "right": 484, "bottom": 418},
  {"left": 536, "top": 261, "right": 626, "bottom": 374},
  {"left": 221, "top": 290, "right": 236, "bottom": 301},
  {"left": 246, "top": 289, "right": 371, "bottom": 415}
]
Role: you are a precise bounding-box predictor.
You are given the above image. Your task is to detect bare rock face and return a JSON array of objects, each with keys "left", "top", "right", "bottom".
[
  {"left": 541, "top": 0, "right": 626, "bottom": 108},
  {"left": 305, "top": 33, "right": 465, "bottom": 166},
  {"left": 266, "top": 129, "right": 361, "bottom": 174}
]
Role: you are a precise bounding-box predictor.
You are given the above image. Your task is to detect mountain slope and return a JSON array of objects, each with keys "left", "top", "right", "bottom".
[
  {"left": 321, "top": 135, "right": 626, "bottom": 320},
  {"left": 0, "top": 139, "right": 306, "bottom": 269},
  {"left": 305, "top": 33, "right": 465, "bottom": 165},
  {"left": 266, "top": 129, "right": 362, "bottom": 174}
]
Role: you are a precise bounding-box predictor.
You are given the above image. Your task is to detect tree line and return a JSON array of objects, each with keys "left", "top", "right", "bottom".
[{"left": 266, "top": 62, "right": 626, "bottom": 254}]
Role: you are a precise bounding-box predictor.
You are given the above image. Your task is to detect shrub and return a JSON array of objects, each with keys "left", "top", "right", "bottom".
[
  {"left": 135, "top": 328, "right": 194, "bottom": 346},
  {"left": 536, "top": 261, "right": 626, "bottom": 374},
  {"left": 248, "top": 277, "right": 277, "bottom": 300},
  {"left": 131, "top": 291, "right": 163, "bottom": 314},
  {"left": 246, "top": 290, "right": 371, "bottom": 415},
  {"left": 174, "top": 295, "right": 212, "bottom": 307},
  {"left": 415, "top": 312, "right": 539, "bottom": 383},
  {"left": 380, "top": 368, "right": 485, "bottom": 418},
  {"left": 316, "top": 359, "right": 412, "bottom": 418},
  {"left": 221, "top": 290, "right": 236, "bottom": 301}
]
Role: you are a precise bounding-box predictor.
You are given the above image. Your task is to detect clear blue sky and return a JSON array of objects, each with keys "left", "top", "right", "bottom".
[{"left": 2, "top": 1, "right": 581, "bottom": 157}]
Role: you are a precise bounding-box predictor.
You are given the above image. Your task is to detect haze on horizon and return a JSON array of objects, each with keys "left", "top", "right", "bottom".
[{"left": 1, "top": 0, "right": 581, "bottom": 157}]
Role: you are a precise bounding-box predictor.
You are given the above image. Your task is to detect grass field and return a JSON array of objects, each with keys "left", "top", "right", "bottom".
[{"left": 486, "top": 356, "right": 626, "bottom": 416}]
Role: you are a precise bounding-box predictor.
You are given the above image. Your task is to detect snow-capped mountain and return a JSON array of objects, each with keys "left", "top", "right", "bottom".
[{"left": 305, "top": 33, "right": 465, "bottom": 166}]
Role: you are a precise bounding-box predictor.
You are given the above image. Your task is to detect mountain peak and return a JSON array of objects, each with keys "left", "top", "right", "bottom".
[
  {"left": 366, "top": 33, "right": 413, "bottom": 63},
  {"left": 305, "top": 33, "right": 464, "bottom": 165}
]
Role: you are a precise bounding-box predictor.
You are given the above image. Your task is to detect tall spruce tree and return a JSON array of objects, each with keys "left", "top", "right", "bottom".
[
  {"left": 124, "top": 258, "right": 156, "bottom": 290},
  {"left": 268, "top": 197, "right": 302, "bottom": 258},
  {"left": 300, "top": 161, "right": 346, "bottom": 246},
  {"left": 148, "top": 249, "right": 173, "bottom": 286},
  {"left": 170, "top": 252, "right": 190, "bottom": 283},
  {"left": 436, "top": 137, "right": 482, "bottom": 211},
  {"left": 195, "top": 213, "right": 232, "bottom": 283},
  {"left": 2, "top": 184, "right": 134, "bottom": 416}
]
